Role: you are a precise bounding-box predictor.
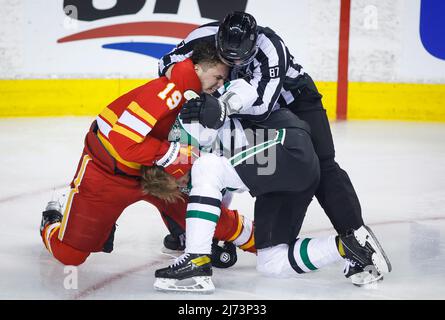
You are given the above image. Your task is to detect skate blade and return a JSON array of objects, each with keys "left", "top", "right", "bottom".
[
  {"left": 355, "top": 225, "right": 392, "bottom": 274},
  {"left": 154, "top": 276, "right": 215, "bottom": 294},
  {"left": 351, "top": 266, "right": 384, "bottom": 287}
]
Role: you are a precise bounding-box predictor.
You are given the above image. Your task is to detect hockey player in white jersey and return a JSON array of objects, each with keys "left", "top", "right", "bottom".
[{"left": 152, "top": 81, "right": 391, "bottom": 293}]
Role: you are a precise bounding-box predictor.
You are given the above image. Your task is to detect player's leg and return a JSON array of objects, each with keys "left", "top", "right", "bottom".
[
  {"left": 255, "top": 193, "right": 391, "bottom": 285},
  {"left": 41, "top": 197, "right": 119, "bottom": 266},
  {"left": 150, "top": 194, "right": 254, "bottom": 253},
  {"left": 286, "top": 74, "right": 364, "bottom": 233},
  {"left": 286, "top": 75, "right": 391, "bottom": 283},
  {"left": 217, "top": 207, "right": 255, "bottom": 253},
  {"left": 160, "top": 206, "right": 254, "bottom": 269},
  {"left": 154, "top": 153, "right": 247, "bottom": 293},
  {"left": 254, "top": 191, "right": 391, "bottom": 285},
  {"left": 40, "top": 154, "right": 139, "bottom": 265},
  {"left": 253, "top": 189, "right": 342, "bottom": 277},
  {"left": 183, "top": 153, "right": 248, "bottom": 256},
  {"left": 41, "top": 200, "right": 90, "bottom": 266},
  {"left": 40, "top": 154, "right": 94, "bottom": 266},
  {"left": 145, "top": 189, "right": 255, "bottom": 267}
]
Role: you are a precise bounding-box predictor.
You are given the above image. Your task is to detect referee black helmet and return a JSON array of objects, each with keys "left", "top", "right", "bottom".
[{"left": 216, "top": 11, "right": 258, "bottom": 67}]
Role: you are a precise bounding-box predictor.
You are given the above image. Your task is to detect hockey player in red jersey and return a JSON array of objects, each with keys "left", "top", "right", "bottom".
[{"left": 39, "top": 42, "right": 255, "bottom": 266}]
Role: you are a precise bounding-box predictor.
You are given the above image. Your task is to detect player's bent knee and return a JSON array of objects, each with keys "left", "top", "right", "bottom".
[
  {"left": 51, "top": 240, "right": 91, "bottom": 266},
  {"left": 256, "top": 245, "right": 291, "bottom": 278}
]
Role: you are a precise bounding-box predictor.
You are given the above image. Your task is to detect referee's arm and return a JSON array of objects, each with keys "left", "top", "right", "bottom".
[
  {"left": 233, "top": 35, "right": 289, "bottom": 122},
  {"left": 158, "top": 23, "right": 218, "bottom": 76}
]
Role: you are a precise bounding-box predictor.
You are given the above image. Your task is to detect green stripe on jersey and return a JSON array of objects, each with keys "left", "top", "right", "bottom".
[
  {"left": 186, "top": 210, "right": 219, "bottom": 223},
  {"left": 229, "top": 129, "right": 286, "bottom": 167},
  {"left": 300, "top": 238, "right": 318, "bottom": 271}
]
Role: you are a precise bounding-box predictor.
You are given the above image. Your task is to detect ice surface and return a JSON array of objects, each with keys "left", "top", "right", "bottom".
[{"left": 0, "top": 118, "right": 444, "bottom": 299}]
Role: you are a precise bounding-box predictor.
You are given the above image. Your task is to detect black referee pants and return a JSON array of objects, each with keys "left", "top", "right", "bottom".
[{"left": 286, "top": 74, "right": 364, "bottom": 234}]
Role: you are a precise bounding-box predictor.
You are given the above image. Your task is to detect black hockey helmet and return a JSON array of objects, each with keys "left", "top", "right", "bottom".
[{"left": 216, "top": 11, "right": 258, "bottom": 67}]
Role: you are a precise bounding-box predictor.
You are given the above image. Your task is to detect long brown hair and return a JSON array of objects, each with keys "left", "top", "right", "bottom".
[{"left": 140, "top": 166, "right": 185, "bottom": 204}]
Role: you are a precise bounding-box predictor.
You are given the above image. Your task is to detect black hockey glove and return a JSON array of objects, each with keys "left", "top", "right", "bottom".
[
  {"left": 180, "top": 93, "right": 227, "bottom": 130},
  {"left": 211, "top": 239, "right": 238, "bottom": 269}
]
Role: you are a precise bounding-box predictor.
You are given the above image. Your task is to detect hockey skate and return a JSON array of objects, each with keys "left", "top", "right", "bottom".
[
  {"left": 162, "top": 234, "right": 238, "bottom": 269},
  {"left": 162, "top": 233, "right": 186, "bottom": 254},
  {"left": 40, "top": 200, "right": 63, "bottom": 235},
  {"left": 343, "top": 260, "right": 384, "bottom": 286},
  {"left": 339, "top": 225, "right": 392, "bottom": 286},
  {"left": 154, "top": 253, "right": 215, "bottom": 293}
]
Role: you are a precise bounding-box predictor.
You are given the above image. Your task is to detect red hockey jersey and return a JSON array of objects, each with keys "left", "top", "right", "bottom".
[{"left": 95, "top": 59, "right": 201, "bottom": 176}]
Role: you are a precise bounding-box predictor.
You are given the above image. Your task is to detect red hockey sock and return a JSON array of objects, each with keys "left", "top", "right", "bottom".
[{"left": 216, "top": 208, "right": 256, "bottom": 253}]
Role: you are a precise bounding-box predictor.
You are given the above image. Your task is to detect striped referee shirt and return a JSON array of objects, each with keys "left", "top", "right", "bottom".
[{"left": 159, "top": 22, "right": 306, "bottom": 122}]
